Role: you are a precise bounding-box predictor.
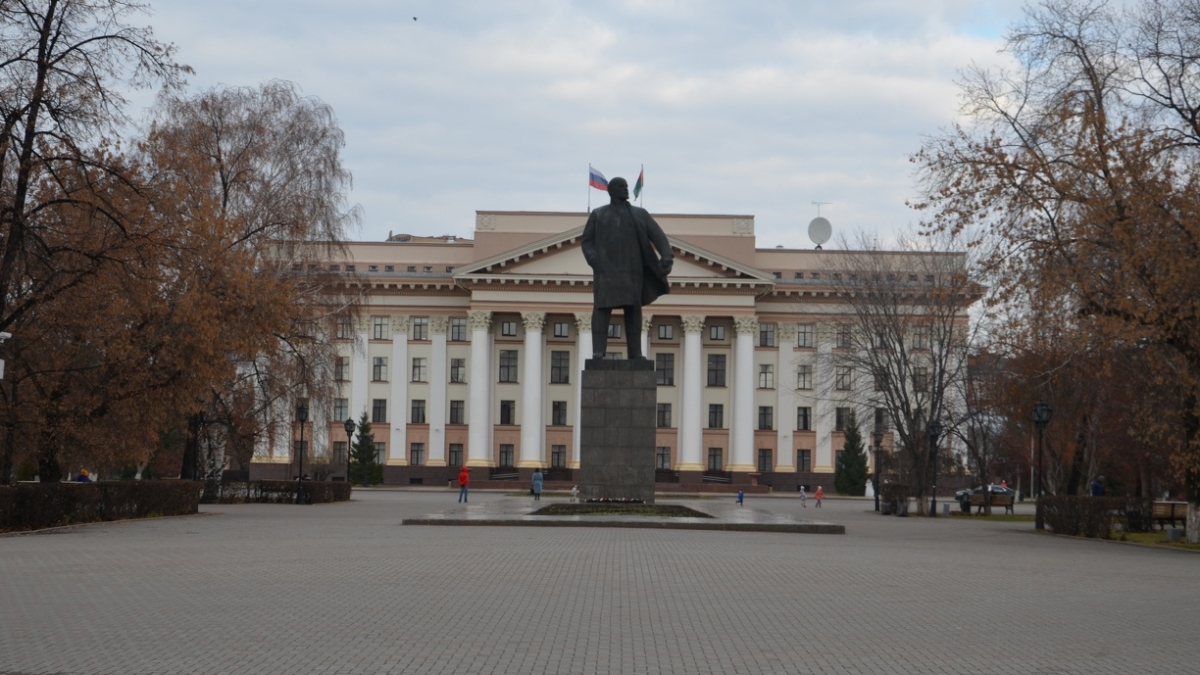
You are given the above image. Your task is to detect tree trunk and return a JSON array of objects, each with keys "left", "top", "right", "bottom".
[
  {"left": 180, "top": 413, "right": 202, "bottom": 480},
  {"left": 1066, "top": 414, "right": 1088, "bottom": 496}
]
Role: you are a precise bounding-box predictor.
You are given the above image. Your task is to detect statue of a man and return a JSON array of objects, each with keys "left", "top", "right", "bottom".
[{"left": 581, "top": 177, "right": 673, "bottom": 359}]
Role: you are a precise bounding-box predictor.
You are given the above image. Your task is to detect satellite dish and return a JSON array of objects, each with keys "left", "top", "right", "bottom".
[{"left": 808, "top": 217, "right": 832, "bottom": 249}]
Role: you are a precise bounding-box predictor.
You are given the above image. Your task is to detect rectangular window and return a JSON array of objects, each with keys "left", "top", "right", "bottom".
[
  {"left": 412, "top": 317, "right": 429, "bottom": 340},
  {"left": 707, "top": 354, "right": 726, "bottom": 386},
  {"left": 875, "top": 408, "right": 890, "bottom": 432},
  {"left": 758, "top": 406, "right": 774, "bottom": 431},
  {"left": 707, "top": 447, "right": 723, "bottom": 471},
  {"left": 836, "top": 325, "right": 853, "bottom": 349},
  {"left": 411, "top": 399, "right": 426, "bottom": 424},
  {"left": 607, "top": 323, "right": 622, "bottom": 338},
  {"left": 372, "top": 356, "right": 388, "bottom": 382},
  {"left": 797, "top": 406, "right": 812, "bottom": 431},
  {"left": 550, "top": 351, "right": 570, "bottom": 384},
  {"left": 372, "top": 316, "right": 389, "bottom": 340},
  {"left": 797, "top": 364, "right": 813, "bottom": 390},
  {"left": 913, "top": 366, "right": 929, "bottom": 393},
  {"left": 656, "top": 403, "right": 672, "bottom": 428},
  {"left": 709, "top": 404, "right": 724, "bottom": 429},
  {"left": 411, "top": 357, "right": 427, "bottom": 382},
  {"left": 836, "top": 449, "right": 844, "bottom": 467},
  {"left": 501, "top": 321, "right": 518, "bottom": 337},
  {"left": 758, "top": 448, "right": 773, "bottom": 473},
  {"left": 656, "top": 446, "right": 671, "bottom": 469},
  {"left": 655, "top": 353, "right": 675, "bottom": 386},
  {"left": 448, "top": 443, "right": 463, "bottom": 467},
  {"left": 374, "top": 442, "right": 386, "bottom": 465},
  {"left": 333, "top": 398, "right": 348, "bottom": 422},
  {"left": 759, "top": 323, "right": 776, "bottom": 347},
  {"left": 499, "top": 444, "right": 515, "bottom": 467},
  {"left": 552, "top": 401, "right": 567, "bottom": 426},
  {"left": 332, "top": 441, "right": 347, "bottom": 466},
  {"left": 798, "top": 449, "right": 811, "bottom": 473},
  {"left": 797, "top": 324, "right": 814, "bottom": 348},
  {"left": 450, "top": 358, "right": 466, "bottom": 383},
  {"left": 334, "top": 356, "right": 349, "bottom": 381},
  {"left": 336, "top": 316, "right": 352, "bottom": 339},
  {"left": 913, "top": 325, "right": 928, "bottom": 350},
  {"left": 410, "top": 442, "right": 425, "bottom": 466},
  {"left": 450, "top": 400, "right": 465, "bottom": 425},
  {"left": 553, "top": 322, "right": 570, "bottom": 338},
  {"left": 874, "top": 369, "right": 886, "bottom": 392},
  {"left": 709, "top": 325, "right": 726, "bottom": 341},
  {"left": 498, "top": 350, "right": 519, "bottom": 382},
  {"left": 758, "top": 364, "right": 774, "bottom": 389},
  {"left": 551, "top": 444, "right": 567, "bottom": 468},
  {"left": 836, "top": 407, "right": 851, "bottom": 432},
  {"left": 293, "top": 439, "right": 309, "bottom": 458},
  {"left": 657, "top": 324, "right": 674, "bottom": 340},
  {"left": 835, "top": 366, "right": 853, "bottom": 391},
  {"left": 500, "top": 400, "right": 516, "bottom": 425},
  {"left": 371, "top": 399, "right": 387, "bottom": 423},
  {"left": 450, "top": 317, "right": 468, "bottom": 341}
]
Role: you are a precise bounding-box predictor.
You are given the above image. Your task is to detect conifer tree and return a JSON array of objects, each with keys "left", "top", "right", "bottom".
[
  {"left": 349, "top": 412, "right": 381, "bottom": 486},
  {"left": 835, "top": 412, "right": 869, "bottom": 496}
]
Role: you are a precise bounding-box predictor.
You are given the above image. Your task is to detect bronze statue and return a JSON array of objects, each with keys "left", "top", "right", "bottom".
[{"left": 581, "top": 177, "right": 673, "bottom": 359}]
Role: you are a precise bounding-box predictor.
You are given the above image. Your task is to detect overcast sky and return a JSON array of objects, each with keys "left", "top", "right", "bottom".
[{"left": 144, "top": 0, "right": 1025, "bottom": 248}]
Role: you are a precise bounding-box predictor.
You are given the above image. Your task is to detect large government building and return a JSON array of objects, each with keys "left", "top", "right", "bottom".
[{"left": 252, "top": 211, "right": 946, "bottom": 490}]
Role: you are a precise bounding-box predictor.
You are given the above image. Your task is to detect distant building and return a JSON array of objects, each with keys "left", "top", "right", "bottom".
[{"left": 252, "top": 211, "right": 959, "bottom": 489}]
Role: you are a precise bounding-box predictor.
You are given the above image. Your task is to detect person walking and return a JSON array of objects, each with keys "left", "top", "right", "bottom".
[
  {"left": 815, "top": 486, "right": 824, "bottom": 508},
  {"left": 736, "top": 489, "right": 744, "bottom": 506},
  {"left": 799, "top": 486, "right": 807, "bottom": 507},
  {"left": 457, "top": 465, "right": 470, "bottom": 503},
  {"left": 532, "top": 468, "right": 544, "bottom": 501}
]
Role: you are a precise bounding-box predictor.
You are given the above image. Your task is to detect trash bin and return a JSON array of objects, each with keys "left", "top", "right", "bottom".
[
  {"left": 960, "top": 499, "right": 970, "bottom": 513},
  {"left": 881, "top": 502, "right": 892, "bottom": 516},
  {"left": 943, "top": 503, "right": 950, "bottom": 518},
  {"left": 1168, "top": 527, "right": 1184, "bottom": 542}
]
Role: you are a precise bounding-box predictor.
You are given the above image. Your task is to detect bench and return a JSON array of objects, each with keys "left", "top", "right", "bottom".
[
  {"left": 1152, "top": 501, "right": 1188, "bottom": 529},
  {"left": 968, "top": 493, "right": 1015, "bottom": 515}
]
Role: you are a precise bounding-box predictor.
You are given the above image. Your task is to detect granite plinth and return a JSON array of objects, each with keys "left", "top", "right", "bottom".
[{"left": 579, "top": 359, "right": 656, "bottom": 503}]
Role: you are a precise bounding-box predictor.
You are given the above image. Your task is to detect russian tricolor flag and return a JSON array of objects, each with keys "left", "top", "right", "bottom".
[{"left": 589, "top": 166, "right": 608, "bottom": 191}]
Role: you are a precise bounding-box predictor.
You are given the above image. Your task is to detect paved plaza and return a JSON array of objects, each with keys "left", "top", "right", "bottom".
[{"left": 1, "top": 490, "right": 1197, "bottom": 675}]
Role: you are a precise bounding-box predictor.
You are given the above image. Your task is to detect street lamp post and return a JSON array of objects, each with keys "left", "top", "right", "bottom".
[
  {"left": 928, "top": 419, "right": 942, "bottom": 517},
  {"left": 1033, "top": 402, "right": 1052, "bottom": 530},
  {"left": 873, "top": 428, "right": 884, "bottom": 512},
  {"left": 344, "top": 417, "right": 356, "bottom": 484},
  {"left": 296, "top": 403, "right": 308, "bottom": 505}
]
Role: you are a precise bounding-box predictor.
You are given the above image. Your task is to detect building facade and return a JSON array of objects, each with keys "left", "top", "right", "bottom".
[{"left": 252, "top": 211, "right": 957, "bottom": 489}]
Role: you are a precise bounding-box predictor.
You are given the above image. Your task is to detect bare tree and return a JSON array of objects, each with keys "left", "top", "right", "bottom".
[{"left": 820, "top": 230, "right": 980, "bottom": 513}]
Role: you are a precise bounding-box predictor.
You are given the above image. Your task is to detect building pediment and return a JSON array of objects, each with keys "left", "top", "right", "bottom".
[{"left": 454, "top": 225, "right": 775, "bottom": 290}]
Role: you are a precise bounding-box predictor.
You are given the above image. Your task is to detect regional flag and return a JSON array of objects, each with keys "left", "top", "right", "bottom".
[
  {"left": 633, "top": 168, "right": 644, "bottom": 199},
  {"left": 589, "top": 166, "right": 608, "bottom": 191}
]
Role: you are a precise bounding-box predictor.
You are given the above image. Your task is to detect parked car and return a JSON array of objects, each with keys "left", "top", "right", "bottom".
[{"left": 955, "top": 484, "right": 1016, "bottom": 504}]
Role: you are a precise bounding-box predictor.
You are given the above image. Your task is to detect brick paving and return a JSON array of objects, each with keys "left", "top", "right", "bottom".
[{"left": 1, "top": 490, "right": 1197, "bottom": 675}]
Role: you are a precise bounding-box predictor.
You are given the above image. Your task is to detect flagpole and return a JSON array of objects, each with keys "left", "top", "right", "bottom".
[
  {"left": 587, "top": 164, "right": 591, "bottom": 213},
  {"left": 639, "top": 164, "right": 644, "bottom": 207}
]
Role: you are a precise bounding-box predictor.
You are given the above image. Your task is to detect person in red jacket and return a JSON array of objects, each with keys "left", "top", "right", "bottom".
[
  {"left": 457, "top": 466, "right": 470, "bottom": 503},
  {"left": 814, "top": 486, "right": 824, "bottom": 508}
]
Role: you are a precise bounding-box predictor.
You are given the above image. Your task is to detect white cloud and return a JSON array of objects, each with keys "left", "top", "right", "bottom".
[{"left": 141, "top": 0, "right": 1026, "bottom": 245}]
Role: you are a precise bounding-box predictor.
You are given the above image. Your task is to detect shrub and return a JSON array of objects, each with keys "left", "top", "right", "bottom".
[
  {"left": 203, "top": 480, "right": 351, "bottom": 505},
  {"left": 0, "top": 481, "right": 200, "bottom": 533},
  {"left": 1040, "top": 496, "right": 1153, "bottom": 539}
]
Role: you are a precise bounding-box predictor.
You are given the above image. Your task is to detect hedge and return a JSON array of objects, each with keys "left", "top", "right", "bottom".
[
  {"left": 203, "top": 480, "right": 351, "bottom": 505},
  {"left": 0, "top": 481, "right": 201, "bottom": 533},
  {"left": 1040, "top": 496, "right": 1154, "bottom": 539}
]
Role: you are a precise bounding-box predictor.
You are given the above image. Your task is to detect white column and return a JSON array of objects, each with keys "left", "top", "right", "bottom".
[
  {"left": 519, "top": 311, "right": 546, "bottom": 467},
  {"left": 427, "top": 316, "right": 449, "bottom": 466},
  {"left": 467, "top": 311, "right": 493, "bottom": 467},
  {"left": 350, "top": 317, "right": 370, "bottom": 421},
  {"left": 678, "top": 315, "right": 706, "bottom": 471},
  {"left": 388, "top": 316, "right": 409, "bottom": 465},
  {"left": 730, "top": 316, "right": 757, "bottom": 472},
  {"left": 310, "top": 395, "right": 328, "bottom": 459},
  {"left": 640, "top": 314, "right": 652, "bottom": 358},
  {"left": 571, "top": 312, "right": 592, "bottom": 469},
  {"left": 815, "top": 337, "right": 835, "bottom": 472},
  {"left": 776, "top": 322, "right": 797, "bottom": 472}
]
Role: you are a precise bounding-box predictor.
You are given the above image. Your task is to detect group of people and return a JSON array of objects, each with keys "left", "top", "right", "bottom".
[{"left": 455, "top": 466, "right": 559, "bottom": 503}]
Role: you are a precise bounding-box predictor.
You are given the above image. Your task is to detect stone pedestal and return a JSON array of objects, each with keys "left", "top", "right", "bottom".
[{"left": 579, "top": 359, "right": 656, "bottom": 503}]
